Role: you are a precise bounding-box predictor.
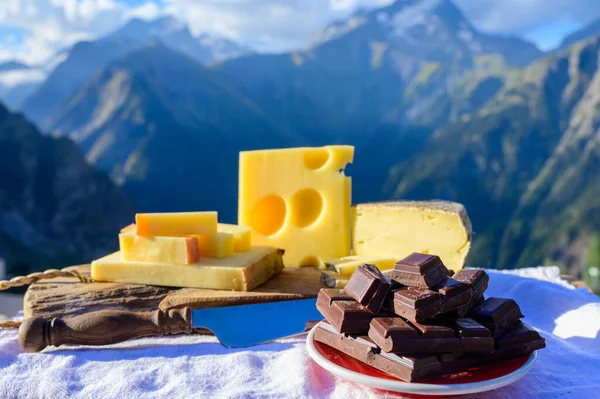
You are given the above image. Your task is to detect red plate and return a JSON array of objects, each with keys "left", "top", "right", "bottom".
[{"left": 306, "top": 322, "right": 536, "bottom": 397}]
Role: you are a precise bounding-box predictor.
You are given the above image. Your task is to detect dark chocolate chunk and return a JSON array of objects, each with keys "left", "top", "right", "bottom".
[
  {"left": 434, "top": 278, "right": 472, "bottom": 313},
  {"left": 453, "top": 269, "right": 489, "bottom": 317},
  {"left": 314, "top": 322, "right": 447, "bottom": 382},
  {"left": 387, "top": 286, "right": 443, "bottom": 323},
  {"left": 451, "top": 318, "right": 494, "bottom": 353},
  {"left": 409, "top": 320, "right": 461, "bottom": 353},
  {"left": 470, "top": 321, "right": 546, "bottom": 365},
  {"left": 316, "top": 289, "right": 373, "bottom": 334},
  {"left": 317, "top": 288, "right": 353, "bottom": 305},
  {"left": 454, "top": 295, "right": 485, "bottom": 318},
  {"left": 438, "top": 352, "right": 470, "bottom": 375},
  {"left": 454, "top": 269, "right": 489, "bottom": 298},
  {"left": 391, "top": 253, "right": 450, "bottom": 289},
  {"left": 345, "top": 264, "right": 392, "bottom": 314},
  {"left": 469, "top": 297, "right": 524, "bottom": 338},
  {"left": 368, "top": 317, "right": 460, "bottom": 353}
]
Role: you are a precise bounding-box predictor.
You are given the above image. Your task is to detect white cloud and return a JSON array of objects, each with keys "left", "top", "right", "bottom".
[
  {"left": 0, "top": 69, "right": 46, "bottom": 88},
  {"left": 454, "top": 0, "right": 600, "bottom": 40},
  {"left": 161, "top": 0, "right": 390, "bottom": 52},
  {"left": 0, "top": 0, "right": 161, "bottom": 64},
  {"left": 123, "top": 2, "right": 162, "bottom": 21},
  {"left": 1, "top": 0, "right": 600, "bottom": 66}
]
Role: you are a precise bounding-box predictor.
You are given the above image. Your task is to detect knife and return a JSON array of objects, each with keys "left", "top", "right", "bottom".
[{"left": 18, "top": 298, "right": 322, "bottom": 353}]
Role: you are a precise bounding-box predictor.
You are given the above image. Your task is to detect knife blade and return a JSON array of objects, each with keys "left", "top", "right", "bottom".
[
  {"left": 191, "top": 298, "right": 321, "bottom": 347},
  {"left": 18, "top": 298, "right": 322, "bottom": 352}
]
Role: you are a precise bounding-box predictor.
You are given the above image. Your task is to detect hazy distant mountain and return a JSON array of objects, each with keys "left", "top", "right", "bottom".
[
  {"left": 220, "top": 0, "right": 542, "bottom": 130},
  {"left": 0, "top": 101, "right": 135, "bottom": 275},
  {"left": 311, "top": 0, "right": 541, "bottom": 67},
  {"left": 0, "top": 61, "right": 29, "bottom": 73},
  {"left": 50, "top": 42, "right": 291, "bottom": 222},
  {"left": 2, "top": 82, "right": 39, "bottom": 110},
  {"left": 112, "top": 17, "right": 251, "bottom": 64},
  {"left": 0, "top": 61, "right": 45, "bottom": 110},
  {"left": 197, "top": 34, "right": 254, "bottom": 63},
  {"left": 20, "top": 16, "right": 251, "bottom": 129},
  {"left": 561, "top": 17, "right": 600, "bottom": 49},
  {"left": 385, "top": 36, "right": 600, "bottom": 276}
]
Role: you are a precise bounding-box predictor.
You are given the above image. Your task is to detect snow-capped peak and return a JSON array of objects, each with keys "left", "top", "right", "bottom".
[{"left": 383, "top": 0, "right": 443, "bottom": 37}]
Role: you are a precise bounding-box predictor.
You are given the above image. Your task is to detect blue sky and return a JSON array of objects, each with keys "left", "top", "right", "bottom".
[{"left": 0, "top": 0, "right": 598, "bottom": 64}]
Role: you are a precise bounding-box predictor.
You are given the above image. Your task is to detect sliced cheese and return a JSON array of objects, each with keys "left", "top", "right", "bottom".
[
  {"left": 320, "top": 269, "right": 393, "bottom": 289},
  {"left": 218, "top": 223, "right": 251, "bottom": 252},
  {"left": 239, "top": 145, "right": 354, "bottom": 267},
  {"left": 91, "top": 246, "right": 284, "bottom": 291},
  {"left": 136, "top": 212, "right": 217, "bottom": 237},
  {"left": 119, "top": 233, "right": 199, "bottom": 265},
  {"left": 352, "top": 201, "right": 472, "bottom": 272},
  {"left": 324, "top": 255, "right": 398, "bottom": 275},
  {"left": 193, "top": 232, "right": 234, "bottom": 258}
]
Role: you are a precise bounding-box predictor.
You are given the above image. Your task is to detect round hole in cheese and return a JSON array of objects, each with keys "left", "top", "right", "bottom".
[
  {"left": 303, "top": 148, "right": 330, "bottom": 170},
  {"left": 291, "top": 188, "right": 324, "bottom": 228},
  {"left": 299, "top": 255, "right": 321, "bottom": 267},
  {"left": 249, "top": 194, "right": 287, "bottom": 236}
]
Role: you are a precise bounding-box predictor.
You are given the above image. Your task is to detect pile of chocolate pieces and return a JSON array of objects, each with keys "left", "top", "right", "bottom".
[{"left": 315, "top": 253, "right": 546, "bottom": 382}]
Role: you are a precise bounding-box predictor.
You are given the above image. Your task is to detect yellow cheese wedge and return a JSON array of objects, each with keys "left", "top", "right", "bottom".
[
  {"left": 91, "top": 246, "right": 284, "bottom": 291},
  {"left": 352, "top": 201, "right": 472, "bottom": 273},
  {"left": 119, "top": 233, "right": 199, "bottom": 265},
  {"left": 239, "top": 145, "right": 354, "bottom": 267},
  {"left": 320, "top": 269, "right": 393, "bottom": 289},
  {"left": 192, "top": 232, "right": 234, "bottom": 258},
  {"left": 218, "top": 223, "right": 251, "bottom": 252},
  {"left": 136, "top": 212, "right": 217, "bottom": 237},
  {"left": 324, "top": 255, "right": 398, "bottom": 275},
  {"left": 120, "top": 224, "right": 137, "bottom": 234}
]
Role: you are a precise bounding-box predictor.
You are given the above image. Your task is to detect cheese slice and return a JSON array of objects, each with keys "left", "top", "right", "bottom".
[
  {"left": 136, "top": 212, "right": 217, "bottom": 237},
  {"left": 320, "top": 269, "right": 393, "bottom": 289},
  {"left": 91, "top": 246, "right": 284, "bottom": 291},
  {"left": 352, "top": 201, "right": 472, "bottom": 272},
  {"left": 119, "top": 233, "right": 199, "bottom": 265},
  {"left": 218, "top": 223, "right": 251, "bottom": 252},
  {"left": 193, "top": 232, "right": 234, "bottom": 258},
  {"left": 324, "top": 255, "right": 398, "bottom": 275},
  {"left": 239, "top": 145, "right": 354, "bottom": 267}
]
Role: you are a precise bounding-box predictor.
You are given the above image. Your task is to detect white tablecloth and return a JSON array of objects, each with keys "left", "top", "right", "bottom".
[{"left": 1, "top": 267, "right": 599, "bottom": 399}]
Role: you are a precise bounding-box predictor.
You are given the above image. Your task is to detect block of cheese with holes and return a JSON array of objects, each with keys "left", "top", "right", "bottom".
[
  {"left": 352, "top": 201, "right": 472, "bottom": 273},
  {"left": 239, "top": 145, "right": 354, "bottom": 267},
  {"left": 91, "top": 246, "right": 284, "bottom": 291},
  {"left": 119, "top": 231, "right": 199, "bottom": 265}
]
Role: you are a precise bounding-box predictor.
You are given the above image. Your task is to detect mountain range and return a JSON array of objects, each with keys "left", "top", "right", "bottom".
[
  {"left": 9, "top": 16, "right": 251, "bottom": 127},
  {"left": 3, "top": 0, "right": 600, "bottom": 279},
  {"left": 386, "top": 35, "right": 600, "bottom": 277},
  {"left": 43, "top": 0, "right": 545, "bottom": 217},
  {"left": 0, "top": 102, "right": 135, "bottom": 277}
]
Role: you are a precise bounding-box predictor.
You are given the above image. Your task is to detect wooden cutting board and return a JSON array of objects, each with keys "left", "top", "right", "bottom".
[{"left": 24, "top": 265, "right": 326, "bottom": 320}]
